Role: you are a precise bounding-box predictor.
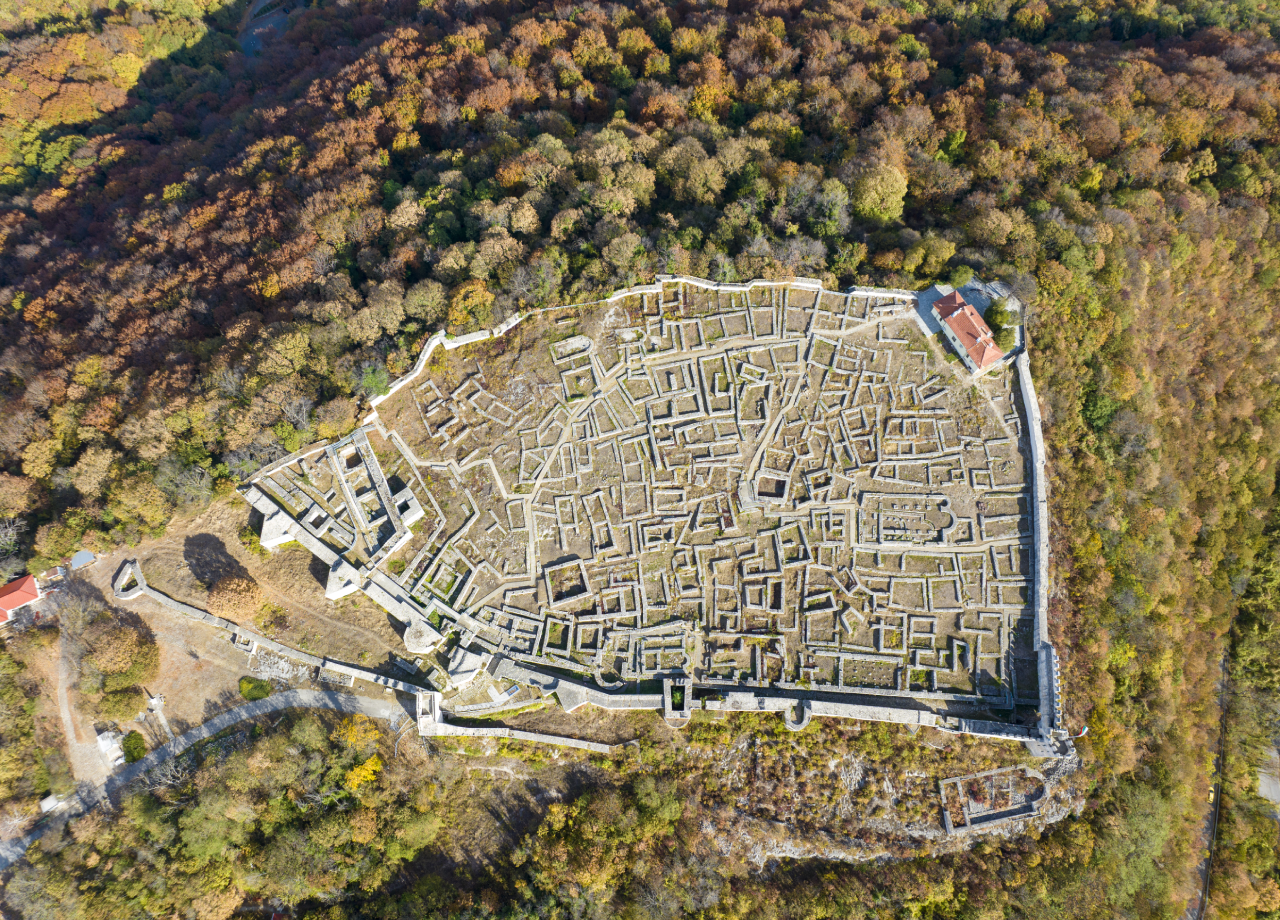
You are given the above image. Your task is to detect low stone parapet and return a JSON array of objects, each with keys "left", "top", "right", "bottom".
[{"left": 419, "top": 721, "right": 615, "bottom": 755}]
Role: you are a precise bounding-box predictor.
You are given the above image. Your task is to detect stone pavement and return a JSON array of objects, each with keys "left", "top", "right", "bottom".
[{"left": 1259, "top": 749, "right": 1280, "bottom": 808}]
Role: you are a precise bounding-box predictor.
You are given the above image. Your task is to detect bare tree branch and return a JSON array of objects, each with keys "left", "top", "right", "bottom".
[
  {"left": 0, "top": 516, "right": 26, "bottom": 557},
  {"left": 281, "top": 396, "right": 315, "bottom": 431}
]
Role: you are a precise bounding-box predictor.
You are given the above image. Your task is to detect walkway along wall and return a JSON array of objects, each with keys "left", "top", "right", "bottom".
[{"left": 1017, "top": 351, "right": 1063, "bottom": 739}]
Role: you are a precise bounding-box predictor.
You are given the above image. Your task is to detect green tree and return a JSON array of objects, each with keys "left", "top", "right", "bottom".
[
  {"left": 360, "top": 364, "right": 392, "bottom": 397},
  {"left": 122, "top": 731, "right": 146, "bottom": 763},
  {"left": 984, "top": 299, "right": 1019, "bottom": 352},
  {"left": 850, "top": 164, "right": 907, "bottom": 226},
  {"left": 807, "top": 178, "right": 851, "bottom": 237}
]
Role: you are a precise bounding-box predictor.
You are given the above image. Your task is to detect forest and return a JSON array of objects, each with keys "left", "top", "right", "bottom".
[{"left": 3, "top": 0, "right": 1280, "bottom": 914}]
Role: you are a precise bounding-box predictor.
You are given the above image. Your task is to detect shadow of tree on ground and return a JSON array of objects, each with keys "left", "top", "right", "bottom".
[
  {"left": 202, "top": 687, "right": 245, "bottom": 724},
  {"left": 183, "top": 534, "right": 249, "bottom": 587}
]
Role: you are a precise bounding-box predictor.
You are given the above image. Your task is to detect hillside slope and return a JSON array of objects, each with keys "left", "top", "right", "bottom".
[{"left": 2, "top": 0, "right": 1280, "bottom": 916}]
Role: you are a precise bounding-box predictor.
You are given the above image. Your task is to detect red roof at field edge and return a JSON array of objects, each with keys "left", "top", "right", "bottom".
[
  {"left": 0, "top": 575, "right": 39, "bottom": 620},
  {"left": 933, "top": 291, "right": 1003, "bottom": 372}
]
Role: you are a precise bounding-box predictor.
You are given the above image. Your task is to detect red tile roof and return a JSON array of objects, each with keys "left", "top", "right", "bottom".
[
  {"left": 934, "top": 292, "right": 1003, "bottom": 372},
  {"left": 0, "top": 575, "right": 39, "bottom": 619}
]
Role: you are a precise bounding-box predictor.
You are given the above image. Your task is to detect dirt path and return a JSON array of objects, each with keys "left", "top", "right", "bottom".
[
  {"left": 255, "top": 581, "right": 400, "bottom": 661},
  {"left": 1180, "top": 653, "right": 1230, "bottom": 920},
  {"left": 54, "top": 633, "right": 110, "bottom": 787}
]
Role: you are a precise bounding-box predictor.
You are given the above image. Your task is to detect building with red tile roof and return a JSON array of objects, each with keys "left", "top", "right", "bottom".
[
  {"left": 0, "top": 575, "right": 41, "bottom": 625},
  {"left": 931, "top": 290, "right": 1004, "bottom": 374}
]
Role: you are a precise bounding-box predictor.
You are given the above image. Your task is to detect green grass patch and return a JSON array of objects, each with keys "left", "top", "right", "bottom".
[
  {"left": 238, "top": 524, "right": 271, "bottom": 558},
  {"left": 239, "top": 676, "right": 273, "bottom": 701}
]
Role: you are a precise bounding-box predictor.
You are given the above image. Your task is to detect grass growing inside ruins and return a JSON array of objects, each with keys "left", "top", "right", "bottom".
[{"left": 239, "top": 676, "right": 272, "bottom": 701}]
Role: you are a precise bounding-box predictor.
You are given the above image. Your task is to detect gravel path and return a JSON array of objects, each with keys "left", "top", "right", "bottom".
[{"left": 0, "top": 690, "right": 414, "bottom": 873}]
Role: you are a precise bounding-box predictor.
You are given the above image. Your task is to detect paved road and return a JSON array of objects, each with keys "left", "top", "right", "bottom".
[
  {"left": 1259, "top": 749, "right": 1280, "bottom": 807},
  {"left": 0, "top": 690, "right": 414, "bottom": 873}
]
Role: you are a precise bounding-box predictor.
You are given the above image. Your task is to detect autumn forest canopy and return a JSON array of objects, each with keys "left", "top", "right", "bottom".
[
  {"left": 5, "top": 0, "right": 1280, "bottom": 915},
  {"left": 0, "top": 0, "right": 1279, "bottom": 571}
]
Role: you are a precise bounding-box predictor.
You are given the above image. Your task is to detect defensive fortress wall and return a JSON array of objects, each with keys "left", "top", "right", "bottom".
[
  {"left": 1018, "top": 350, "right": 1063, "bottom": 741},
  {"left": 364, "top": 274, "right": 919, "bottom": 421},
  {"left": 235, "top": 274, "right": 1064, "bottom": 757}
]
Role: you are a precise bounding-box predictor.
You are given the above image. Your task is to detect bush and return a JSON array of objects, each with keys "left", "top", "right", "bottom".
[
  {"left": 207, "top": 575, "right": 267, "bottom": 622},
  {"left": 122, "top": 731, "right": 146, "bottom": 763},
  {"left": 239, "top": 676, "right": 272, "bottom": 701},
  {"left": 98, "top": 687, "right": 146, "bottom": 721},
  {"left": 102, "top": 644, "right": 160, "bottom": 693},
  {"left": 256, "top": 602, "right": 288, "bottom": 634},
  {"left": 84, "top": 619, "right": 160, "bottom": 693},
  {"left": 238, "top": 524, "right": 270, "bottom": 557}
]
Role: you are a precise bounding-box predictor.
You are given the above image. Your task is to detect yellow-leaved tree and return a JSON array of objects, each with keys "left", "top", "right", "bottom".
[
  {"left": 344, "top": 754, "right": 383, "bottom": 791},
  {"left": 331, "top": 714, "right": 381, "bottom": 753}
]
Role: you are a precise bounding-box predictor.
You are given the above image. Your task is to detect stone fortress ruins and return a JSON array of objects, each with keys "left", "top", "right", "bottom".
[{"left": 238, "top": 275, "right": 1065, "bottom": 758}]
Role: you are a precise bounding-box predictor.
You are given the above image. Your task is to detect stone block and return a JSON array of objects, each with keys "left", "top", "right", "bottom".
[
  {"left": 325, "top": 559, "right": 360, "bottom": 600},
  {"left": 259, "top": 508, "right": 295, "bottom": 550}
]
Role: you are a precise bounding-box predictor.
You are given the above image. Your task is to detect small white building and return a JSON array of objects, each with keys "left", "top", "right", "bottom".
[
  {"left": 931, "top": 290, "right": 1003, "bottom": 375},
  {"left": 97, "top": 730, "right": 125, "bottom": 767}
]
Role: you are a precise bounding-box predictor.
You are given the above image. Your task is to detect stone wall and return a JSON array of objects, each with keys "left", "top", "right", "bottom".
[
  {"left": 364, "top": 273, "right": 917, "bottom": 422},
  {"left": 1016, "top": 351, "right": 1062, "bottom": 739},
  {"left": 111, "top": 560, "right": 425, "bottom": 696}
]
